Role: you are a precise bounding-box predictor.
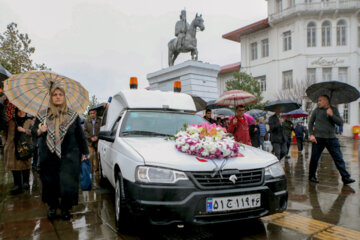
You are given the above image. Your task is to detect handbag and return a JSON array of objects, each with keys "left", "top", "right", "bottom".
[
  {"left": 80, "top": 159, "right": 92, "bottom": 191},
  {"left": 15, "top": 133, "right": 34, "bottom": 160}
]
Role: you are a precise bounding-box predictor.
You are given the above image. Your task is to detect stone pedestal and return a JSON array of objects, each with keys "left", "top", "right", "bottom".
[{"left": 147, "top": 60, "right": 220, "bottom": 102}]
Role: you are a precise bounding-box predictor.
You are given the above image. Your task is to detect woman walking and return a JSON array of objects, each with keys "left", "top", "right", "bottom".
[
  {"left": 4, "top": 108, "right": 33, "bottom": 195},
  {"left": 32, "top": 86, "right": 89, "bottom": 220}
]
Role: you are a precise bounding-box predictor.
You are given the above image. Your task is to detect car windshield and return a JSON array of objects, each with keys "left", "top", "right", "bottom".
[{"left": 120, "top": 111, "right": 206, "bottom": 137}]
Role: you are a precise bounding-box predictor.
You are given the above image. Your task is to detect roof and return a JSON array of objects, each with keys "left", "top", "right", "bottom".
[
  {"left": 222, "top": 18, "right": 270, "bottom": 43},
  {"left": 114, "top": 89, "right": 196, "bottom": 111},
  {"left": 219, "top": 62, "right": 241, "bottom": 74}
]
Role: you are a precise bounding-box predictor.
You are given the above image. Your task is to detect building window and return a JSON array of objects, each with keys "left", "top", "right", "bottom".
[
  {"left": 322, "top": 21, "right": 331, "bottom": 46},
  {"left": 305, "top": 0, "right": 312, "bottom": 3},
  {"left": 283, "top": 31, "right": 292, "bottom": 51},
  {"left": 255, "top": 75, "right": 266, "bottom": 92},
  {"left": 250, "top": 42, "right": 258, "bottom": 60},
  {"left": 337, "top": 20, "right": 346, "bottom": 46},
  {"left": 276, "top": 0, "right": 283, "bottom": 12},
  {"left": 338, "top": 67, "right": 348, "bottom": 82},
  {"left": 288, "top": 0, "right": 295, "bottom": 8},
  {"left": 307, "top": 68, "right": 316, "bottom": 84},
  {"left": 282, "top": 70, "right": 293, "bottom": 89},
  {"left": 261, "top": 39, "right": 269, "bottom": 57},
  {"left": 307, "top": 22, "right": 316, "bottom": 47},
  {"left": 322, "top": 68, "right": 332, "bottom": 81},
  {"left": 343, "top": 103, "right": 349, "bottom": 124}
]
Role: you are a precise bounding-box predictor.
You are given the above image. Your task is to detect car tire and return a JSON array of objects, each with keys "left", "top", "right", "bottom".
[{"left": 115, "top": 172, "right": 132, "bottom": 232}]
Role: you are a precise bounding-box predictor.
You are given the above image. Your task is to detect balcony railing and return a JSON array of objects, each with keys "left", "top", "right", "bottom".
[{"left": 269, "top": 0, "right": 360, "bottom": 23}]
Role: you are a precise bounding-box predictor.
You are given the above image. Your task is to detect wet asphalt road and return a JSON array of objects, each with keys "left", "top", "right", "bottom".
[{"left": 0, "top": 136, "right": 359, "bottom": 239}]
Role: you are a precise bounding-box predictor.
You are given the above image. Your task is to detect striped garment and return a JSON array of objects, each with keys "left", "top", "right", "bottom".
[{"left": 259, "top": 123, "right": 266, "bottom": 137}]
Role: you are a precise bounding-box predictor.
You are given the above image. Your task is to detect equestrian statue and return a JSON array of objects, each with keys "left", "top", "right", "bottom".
[{"left": 168, "top": 10, "right": 205, "bottom": 66}]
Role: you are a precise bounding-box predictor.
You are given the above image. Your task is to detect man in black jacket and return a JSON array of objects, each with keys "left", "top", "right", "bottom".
[
  {"left": 269, "top": 106, "right": 287, "bottom": 160},
  {"left": 308, "top": 95, "right": 355, "bottom": 184}
]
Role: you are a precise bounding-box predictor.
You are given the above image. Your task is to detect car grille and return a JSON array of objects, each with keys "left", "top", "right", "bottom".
[{"left": 189, "top": 169, "right": 264, "bottom": 188}]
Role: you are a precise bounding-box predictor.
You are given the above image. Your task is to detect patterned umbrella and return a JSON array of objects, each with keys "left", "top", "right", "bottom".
[
  {"left": 3, "top": 71, "right": 89, "bottom": 116},
  {"left": 246, "top": 109, "right": 266, "bottom": 119},
  {"left": 215, "top": 90, "right": 257, "bottom": 106},
  {"left": 281, "top": 109, "right": 308, "bottom": 118}
]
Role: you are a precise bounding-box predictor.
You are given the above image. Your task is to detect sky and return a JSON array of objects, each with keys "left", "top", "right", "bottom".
[{"left": 0, "top": 0, "right": 268, "bottom": 102}]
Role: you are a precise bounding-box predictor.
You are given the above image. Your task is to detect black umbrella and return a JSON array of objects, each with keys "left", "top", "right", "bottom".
[
  {"left": 89, "top": 102, "right": 106, "bottom": 116},
  {"left": 306, "top": 81, "right": 360, "bottom": 104},
  {"left": 281, "top": 109, "right": 308, "bottom": 118},
  {"left": 190, "top": 95, "right": 207, "bottom": 111},
  {"left": 0, "top": 63, "right": 11, "bottom": 82},
  {"left": 212, "top": 108, "right": 235, "bottom": 116},
  {"left": 265, "top": 99, "right": 301, "bottom": 113},
  {"left": 206, "top": 100, "right": 223, "bottom": 110}
]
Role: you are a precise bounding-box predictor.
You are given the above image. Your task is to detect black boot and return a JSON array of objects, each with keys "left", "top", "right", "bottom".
[
  {"left": 22, "top": 169, "right": 30, "bottom": 190},
  {"left": 61, "top": 209, "right": 71, "bottom": 220},
  {"left": 10, "top": 171, "right": 22, "bottom": 195},
  {"left": 47, "top": 207, "right": 57, "bottom": 219}
]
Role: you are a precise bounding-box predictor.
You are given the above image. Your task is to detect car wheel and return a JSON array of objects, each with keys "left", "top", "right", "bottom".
[{"left": 115, "top": 172, "right": 131, "bottom": 232}]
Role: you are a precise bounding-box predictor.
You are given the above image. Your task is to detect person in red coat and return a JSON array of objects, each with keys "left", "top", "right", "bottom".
[{"left": 227, "top": 105, "right": 251, "bottom": 145}]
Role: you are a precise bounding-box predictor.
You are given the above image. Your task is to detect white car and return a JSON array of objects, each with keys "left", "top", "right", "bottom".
[{"left": 98, "top": 89, "right": 287, "bottom": 231}]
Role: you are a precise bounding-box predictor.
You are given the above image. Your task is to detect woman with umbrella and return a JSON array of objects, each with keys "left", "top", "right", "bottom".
[
  {"left": 4, "top": 71, "right": 90, "bottom": 220},
  {"left": 33, "top": 85, "right": 89, "bottom": 220}
]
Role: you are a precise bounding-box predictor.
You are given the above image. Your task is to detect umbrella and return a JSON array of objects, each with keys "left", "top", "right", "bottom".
[
  {"left": 281, "top": 109, "right": 308, "bottom": 118},
  {"left": 212, "top": 108, "right": 235, "bottom": 116},
  {"left": 205, "top": 100, "right": 223, "bottom": 110},
  {"left": 3, "top": 71, "right": 89, "bottom": 116},
  {"left": 89, "top": 102, "right": 106, "bottom": 116},
  {"left": 215, "top": 90, "right": 257, "bottom": 106},
  {"left": 190, "top": 95, "right": 207, "bottom": 111},
  {"left": 246, "top": 109, "right": 266, "bottom": 119},
  {"left": 306, "top": 81, "right": 360, "bottom": 104},
  {"left": 265, "top": 99, "right": 301, "bottom": 113},
  {"left": 244, "top": 113, "right": 256, "bottom": 125},
  {"left": 0, "top": 63, "right": 11, "bottom": 82}
]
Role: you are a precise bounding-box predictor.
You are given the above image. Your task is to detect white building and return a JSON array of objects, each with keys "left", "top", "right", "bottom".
[{"left": 222, "top": 0, "right": 360, "bottom": 137}]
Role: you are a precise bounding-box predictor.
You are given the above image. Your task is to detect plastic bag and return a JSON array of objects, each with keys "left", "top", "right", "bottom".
[{"left": 80, "top": 159, "right": 92, "bottom": 191}]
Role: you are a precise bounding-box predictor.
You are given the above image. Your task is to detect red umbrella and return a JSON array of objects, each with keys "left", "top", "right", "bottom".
[
  {"left": 215, "top": 90, "right": 257, "bottom": 106},
  {"left": 281, "top": 109, "right": 308, "bottom": 118}
]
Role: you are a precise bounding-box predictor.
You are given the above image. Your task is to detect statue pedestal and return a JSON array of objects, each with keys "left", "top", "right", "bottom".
[{"left": 147, "top": 60, "right": 220, "bottom": 102}]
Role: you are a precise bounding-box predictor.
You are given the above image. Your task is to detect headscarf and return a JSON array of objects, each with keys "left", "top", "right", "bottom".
[
  {"left": 48, "top": 86, "right": 68, "bottom": 138},
  {"left": 14, "top": 108, "right": 30, "bottom": 150}
]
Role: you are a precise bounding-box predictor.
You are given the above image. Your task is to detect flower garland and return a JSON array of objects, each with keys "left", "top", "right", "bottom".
[{"left": 174, "top": 122, "right": 242, "bottom": 159}]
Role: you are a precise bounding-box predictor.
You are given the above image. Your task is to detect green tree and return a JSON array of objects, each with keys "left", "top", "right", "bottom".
[
  {"left": 84, "top": 94, "right": 100, "bottom": 118},
  {"left": 225, "top": 72, "right": 267, "bottom": 111},
  {"left": 0, "top": 22, "right": 50, "bottom": 75}
]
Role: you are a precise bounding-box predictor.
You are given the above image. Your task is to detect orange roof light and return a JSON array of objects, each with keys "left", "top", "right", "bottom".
[
  {"left": 130, "top": 77, "right": 138, "bottom": 89},
  {"left": 174, "top": 81, "right": 181, "bottom": 92}
]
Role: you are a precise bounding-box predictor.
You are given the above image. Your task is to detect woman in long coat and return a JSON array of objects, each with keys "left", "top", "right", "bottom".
[
  {"left": 32, "top": 86, "right": 89, "bottom": 220},
  {"left": 4, "top": 108, "right": 33, "bottom": 194}
]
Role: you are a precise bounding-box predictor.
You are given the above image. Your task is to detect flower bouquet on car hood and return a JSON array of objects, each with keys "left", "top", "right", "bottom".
[{"left": 174, "top": 122, "right": 242, "bottom": 159}]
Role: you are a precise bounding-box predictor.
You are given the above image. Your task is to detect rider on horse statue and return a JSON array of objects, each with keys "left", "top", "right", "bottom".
[{"left": 175, "top": 10, "right": 189, "bottom": 51}]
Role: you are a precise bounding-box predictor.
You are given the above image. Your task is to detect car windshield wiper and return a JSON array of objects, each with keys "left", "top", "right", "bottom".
[{"left": 121, "top": 130, "right": 172, "bottom": 137}]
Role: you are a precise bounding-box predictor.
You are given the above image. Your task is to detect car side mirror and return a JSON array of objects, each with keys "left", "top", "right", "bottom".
[{"left": 98, "top": 131, "right": 115, "bottom": 142}]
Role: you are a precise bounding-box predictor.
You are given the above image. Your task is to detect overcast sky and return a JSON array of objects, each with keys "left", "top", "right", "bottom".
[{"left": 0, "top": 0, "right": 267, "bottom": 102}]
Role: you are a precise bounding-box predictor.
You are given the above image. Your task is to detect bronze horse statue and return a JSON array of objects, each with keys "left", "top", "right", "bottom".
[{"left": 168, "top": 14, "right": 205, "bottom": 66}]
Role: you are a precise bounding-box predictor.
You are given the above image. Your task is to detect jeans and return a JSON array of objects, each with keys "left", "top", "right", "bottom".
[
  {"left": 309, "top": 137, "right": 351, "bottom": 179},
  {"left": 286, "top": 137, "right": 292, "bottom": 155},
  {"left": 259, "top": 136, "right": 265, "bottom": 149},
  {"left": 296, "top": 137, "right": 303, "bottom": 151},
  {"left": 272, "top": 142, "right": 287, "bottom": 160}
]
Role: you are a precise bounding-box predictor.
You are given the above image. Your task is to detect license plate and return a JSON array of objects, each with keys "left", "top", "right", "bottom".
[{"left": 206, "top": 194, "right": 261, "bottom": 212}]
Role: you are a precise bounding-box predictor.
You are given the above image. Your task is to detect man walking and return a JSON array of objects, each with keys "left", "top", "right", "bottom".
[
  {"left": 269, "top": 106, "right": 287, "bottom": 160},
  {"left": 308, "top": 95, "right": 355, "bottom": 184},
  {"left": 283, "top": 116, "right": 294, "bottom": 158},
  {"left": 227, "top": 105, "right": 251, "bottom": 145},
  {"left": 294, "top": 122, "right": 306, "bottom": 152},
  {"left": 84, "top": 109, "right": 101, "bottom": 173},
  {"left": 258, "top": 117, "right": 266, "bottom": 150}
]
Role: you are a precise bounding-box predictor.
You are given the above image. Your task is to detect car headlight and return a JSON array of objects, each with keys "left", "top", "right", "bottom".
[
  {"left": 265, "top": 162, "right": 285, "bottom": 178},
  {"left": 136, "top": 166, "right": 189, "bottom": 184}
]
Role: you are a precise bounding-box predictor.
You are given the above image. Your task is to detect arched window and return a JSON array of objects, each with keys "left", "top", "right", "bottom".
[
  {"left": 337, "top": 20, "right": 346, "bottom": 46},
  {"left": 322, "top": 21, "right": 331, "bottom": 46},
  {"left": 307, "top": 22, "right": 316, "bottom": 47}
]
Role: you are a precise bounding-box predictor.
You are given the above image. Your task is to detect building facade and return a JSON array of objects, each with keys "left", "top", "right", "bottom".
[{"left": 222, "top": 0, "right": 360, "bottom": 137}]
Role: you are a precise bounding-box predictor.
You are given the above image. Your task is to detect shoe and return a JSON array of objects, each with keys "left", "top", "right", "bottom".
[
  {"left": 23, "top": 182, "right": 30, "bottom": 190},
  {"left": 47, "top": 208, "right": 57, "bottom": 219},
  {"left": 10, "top": 185, "right": 22, "bottom": 195},
  {"left": 309, "top": 177, "right": 319, "bottom": 183},
  {"left": 342, "top": 178, "right": 355, "bottom": 185},
  {"left": 285, "top": 155, "right": 291, "bottom": 159},
  {"left": 61, "top": 210, "right": 71, "bottom": 220}
]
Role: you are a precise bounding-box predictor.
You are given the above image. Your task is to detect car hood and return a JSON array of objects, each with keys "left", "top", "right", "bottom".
[{"left": 122, "top": 137, "right": 278, "bottom": 171}]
